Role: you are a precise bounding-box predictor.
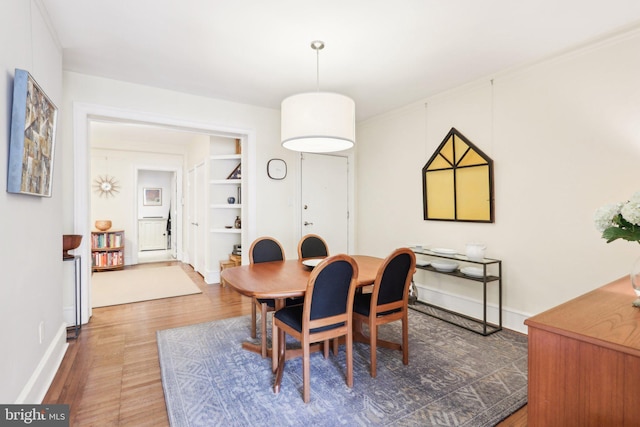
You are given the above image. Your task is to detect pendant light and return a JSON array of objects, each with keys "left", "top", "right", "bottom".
[{"left": 281, "top": 41, "right": 355, "bottom": 153}]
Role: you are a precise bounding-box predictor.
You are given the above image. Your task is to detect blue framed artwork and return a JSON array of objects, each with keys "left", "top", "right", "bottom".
[{"left": 7, "top": 69, "right": 58, "bottom": 197}]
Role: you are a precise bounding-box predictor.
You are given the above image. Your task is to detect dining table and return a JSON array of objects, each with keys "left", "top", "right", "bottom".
[{"left": 220, "top": 255, "right": 384, "bottom": 378}]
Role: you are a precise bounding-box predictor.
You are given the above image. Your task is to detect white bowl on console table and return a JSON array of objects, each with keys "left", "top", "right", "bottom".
[{"left": 431, "top": 260, "right": 459, "bottom": 272}]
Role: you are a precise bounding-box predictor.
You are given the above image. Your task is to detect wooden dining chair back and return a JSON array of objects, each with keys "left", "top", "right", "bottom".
[
  {"left": 273, "top": 254, "right": 359, "bottom": 403},
  {"left": 250, "top": 237, "right": 285, "bottom": 263},
  {"left": 297, "top": 234, "right": 329, "bottom": 260},
  {"left": 352, "top": 247, "right": 416, "bottom": 377},
  {"left": 248, "top": 236, "right": 285, "bottom": 357}
]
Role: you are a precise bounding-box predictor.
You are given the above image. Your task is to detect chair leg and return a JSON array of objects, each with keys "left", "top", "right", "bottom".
[
  {"left": 323, "top": 339, "right": 329, "bottom": 359},
  {"left": 251, "top": 300, "right": 257, "bottom": 339},
  {"left": 302, "top": 340, "right": 311, "bottom": 403},
  {"left": 346, "top": 331, "right": 353, "bottom": 388},
  {"left": 332, "top": 337, "right": 339, "bottom": 355},
  {"left": 369, "top": 320, "right": 378, "bottom": 378},
  {"left": 260, "top": 303, "right": 268, "bottom": 358},
  {"left": 402, "top": 312, "right": 409, "bottom": 365}
]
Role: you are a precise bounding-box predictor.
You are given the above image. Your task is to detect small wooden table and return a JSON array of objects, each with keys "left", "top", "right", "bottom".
[{"left": 221, "top": 255, "right": 383, "bottom": 372}]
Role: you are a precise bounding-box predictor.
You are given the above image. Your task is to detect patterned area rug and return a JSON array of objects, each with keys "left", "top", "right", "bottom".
[{"left": 157, "top": 309, "right": 527, "bottom": 426}]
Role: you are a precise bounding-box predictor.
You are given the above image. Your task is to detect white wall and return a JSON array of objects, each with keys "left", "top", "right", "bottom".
[
  {"left": 0, "top": 0, "right": 67, "bottom": 403},
  {"left": 356, "top": 28, "right": 640, "bottom": 332}
]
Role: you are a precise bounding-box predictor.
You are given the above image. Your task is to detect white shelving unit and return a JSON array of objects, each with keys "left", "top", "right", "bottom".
[{"left": 209, "top": 139, "right": 242, "bottom": 283}]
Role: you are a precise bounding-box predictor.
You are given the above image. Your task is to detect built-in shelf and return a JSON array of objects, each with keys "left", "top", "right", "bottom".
[
  {"left": 211, "top": 228, "right": 242, "bottom": 234},
  {"left": 210, "top": 154, "right": 241, "bottom": 161},
  {"left": 210, "top": 138, "right": 243, "bottom": 284},
  {"left": 210, "top": 179, "right": 241, "bottom": 185},
  {"left": 210, "top": 204, "right": 242, "bottom": 209}
]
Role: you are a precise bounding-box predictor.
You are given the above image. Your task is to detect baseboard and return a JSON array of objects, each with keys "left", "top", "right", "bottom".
[
  {"left": 15, "top": 323, "right": 68, "bottom": 404},
  {"left": 205, "top": 269, "right": 220, "bottom": 285},
  {"left": 414, "top": 282, "right": 530, "bottom": 334},
  {"left": 62, "top": 306, "right": 76, "bottom": 326}
]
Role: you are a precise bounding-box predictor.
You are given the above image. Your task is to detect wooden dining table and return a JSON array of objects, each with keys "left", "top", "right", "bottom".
[{"left": 220, "top": 255, "right": 384, "bottom": 374}]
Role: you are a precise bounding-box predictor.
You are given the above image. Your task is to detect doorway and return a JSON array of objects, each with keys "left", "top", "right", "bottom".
[
  {"left": 75, "top": 103, "right": 257, "bottom": 323},
  {"left": 136, "top": 169, "right": 177, "bottom": 264}
]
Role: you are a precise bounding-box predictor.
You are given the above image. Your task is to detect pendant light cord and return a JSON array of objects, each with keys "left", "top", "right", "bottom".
[
  {"left": 316, "top": 47, "right": 320, "bottom": 92},
  {"left": 311, "top": 40, "right": 325, "bottom": 92}
]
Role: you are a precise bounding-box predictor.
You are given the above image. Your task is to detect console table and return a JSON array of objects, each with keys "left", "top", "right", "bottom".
[
  {"left": 525, "top": 275, "right": 640, "bottom": 426},
  {"left": 411, "top": 248, "right": 502, "bottom": 336}
]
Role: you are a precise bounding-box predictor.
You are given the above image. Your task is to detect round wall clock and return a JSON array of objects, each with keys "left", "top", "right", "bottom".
[{"left": 267, "top": 159, "right": 287, "bottom": 180}]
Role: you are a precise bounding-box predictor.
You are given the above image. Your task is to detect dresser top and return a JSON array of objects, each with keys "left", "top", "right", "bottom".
[{"left": 525, "top": 276, "right": 640, "bottom": 356}]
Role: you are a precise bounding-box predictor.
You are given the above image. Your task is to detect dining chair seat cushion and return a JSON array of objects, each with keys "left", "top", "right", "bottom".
[
  {"left": 353, "top": 293, "right": 401, "bottom": 317},
  {"left": 274, "top": 305, "right": 345, "bottom": 334}
]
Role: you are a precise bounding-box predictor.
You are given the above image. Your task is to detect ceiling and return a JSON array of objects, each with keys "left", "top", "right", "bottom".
[{"left": 41, "top": 0, "right": 640, "bottom": 122}]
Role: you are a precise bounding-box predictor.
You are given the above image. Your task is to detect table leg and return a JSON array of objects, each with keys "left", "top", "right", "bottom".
[
  {"left": 271, "top": 299, "right": 285, "bottom": 372},
  {"left": 273, "top": 325, "right": 286, "bottom": 393}
]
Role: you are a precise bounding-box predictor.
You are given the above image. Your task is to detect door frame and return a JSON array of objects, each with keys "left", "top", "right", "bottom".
[
  {"left": 73, "top": 103, "right": 257, "bottom": 325},
  {"left": 297, "top": 151, "right": 356, "bottom": 253}
]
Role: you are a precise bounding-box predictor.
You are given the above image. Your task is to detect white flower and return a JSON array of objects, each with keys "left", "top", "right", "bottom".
[
  {"left": 630, "top": 191, "right": 640, "bottom": 204},
  {"left": 621, "top": 199, "right": 640, "bottom": 225},
  {"left": 594, "top": 203, "right": 622, "bottom": 232}
]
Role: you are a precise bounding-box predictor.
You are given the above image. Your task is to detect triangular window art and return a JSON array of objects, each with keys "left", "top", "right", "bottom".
[{"left": 422, "top": 128, "right": 494, "bottom": 222}]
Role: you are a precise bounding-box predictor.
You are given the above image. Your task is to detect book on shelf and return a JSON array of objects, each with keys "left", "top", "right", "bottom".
[{"left": 92, "top": 231, "right": 123, "bottom": 249}]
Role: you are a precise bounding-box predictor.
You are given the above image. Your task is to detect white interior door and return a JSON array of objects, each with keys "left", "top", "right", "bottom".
[
  {"left": 138, "top": 219, "right": 167, "bottom": 250},
  {"left": 188, "top": 163, "right": 206, "bottom": 274},
  {"left": 301, "top": 153, "right": 349, "bottom": 254},
  {"left": 187, "top": 167, "right": 197, "bottom": 268},
  {"left": 170, "top": 172, "right": 177, "bottom": 257},
  {"left": 195, "top": 163, "right": 206, "bottom": 273}
]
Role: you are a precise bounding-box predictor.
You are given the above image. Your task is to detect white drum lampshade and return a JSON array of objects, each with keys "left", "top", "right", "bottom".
[{"left": 281, "top": 92, "right": 355, "bottom": 153}]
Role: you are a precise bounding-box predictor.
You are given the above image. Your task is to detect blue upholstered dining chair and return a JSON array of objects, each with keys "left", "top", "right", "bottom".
[
  {"left": 272, "top": 254, "right": 359, "bottom": 403},
  {"left": 297, "top": 234, "right": 329, "bottom": 260},
  {"left": 352, "top": 247, "right": 416, "bottom": 378},
  {"left": 249, "top": 236, "right": 286, "bottom": 358}
]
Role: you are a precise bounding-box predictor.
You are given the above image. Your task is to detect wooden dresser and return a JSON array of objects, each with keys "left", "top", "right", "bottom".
[{"left": 525, "top": 276, "right": 640, "bottom": 426}]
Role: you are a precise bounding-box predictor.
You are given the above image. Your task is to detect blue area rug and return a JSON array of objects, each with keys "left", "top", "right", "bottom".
[{"left": 157, "top": 310, "right": 527, "bottom": 426}]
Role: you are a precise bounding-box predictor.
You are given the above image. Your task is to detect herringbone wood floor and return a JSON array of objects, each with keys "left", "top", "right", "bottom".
[{"left": 43, "top": 261, "right": 526, "bottom": 426}]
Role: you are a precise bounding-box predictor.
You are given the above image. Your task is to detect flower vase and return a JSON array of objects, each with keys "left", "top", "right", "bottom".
[{"left": 631, "top": 256, "right": 640, "bottom": 307}]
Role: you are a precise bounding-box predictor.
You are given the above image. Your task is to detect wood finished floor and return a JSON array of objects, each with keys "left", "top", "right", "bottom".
[{"left": 43, "top": 261, "right": 526, "bottom": 426}]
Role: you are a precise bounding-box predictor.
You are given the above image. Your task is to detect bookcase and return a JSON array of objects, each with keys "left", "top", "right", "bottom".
[{"left": 91, "top": 230, "right": 125, "bottom": 271}]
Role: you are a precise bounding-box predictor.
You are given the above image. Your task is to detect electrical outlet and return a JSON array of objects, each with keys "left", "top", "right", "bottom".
[{"left": 39, "top": 321, "right": 44, "bottom": 344}]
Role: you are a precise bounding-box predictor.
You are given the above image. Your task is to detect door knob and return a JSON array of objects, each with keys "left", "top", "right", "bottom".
[{"left": 304, "top": 221, "right": 313, "bottom": 226}]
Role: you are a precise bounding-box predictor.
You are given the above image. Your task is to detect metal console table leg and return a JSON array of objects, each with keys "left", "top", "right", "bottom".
[{"left": 64, "top": 255, "right": 82, "bottom": 339}]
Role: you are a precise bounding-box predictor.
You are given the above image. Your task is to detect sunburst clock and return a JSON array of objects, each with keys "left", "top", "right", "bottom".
[{"left": 93, "top": 175, "right": 120, "bottom": 198}]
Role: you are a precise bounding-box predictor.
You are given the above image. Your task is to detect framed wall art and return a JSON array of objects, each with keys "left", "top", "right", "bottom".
[
  {"left": 143, "top": 188, "right": 162, "bottom": 206},
  {"left": 422, "top": 127, "right": 494, "bottom": 223},
  {"left": 7, "top": 69, "right": 58, "bottom": 197}
]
